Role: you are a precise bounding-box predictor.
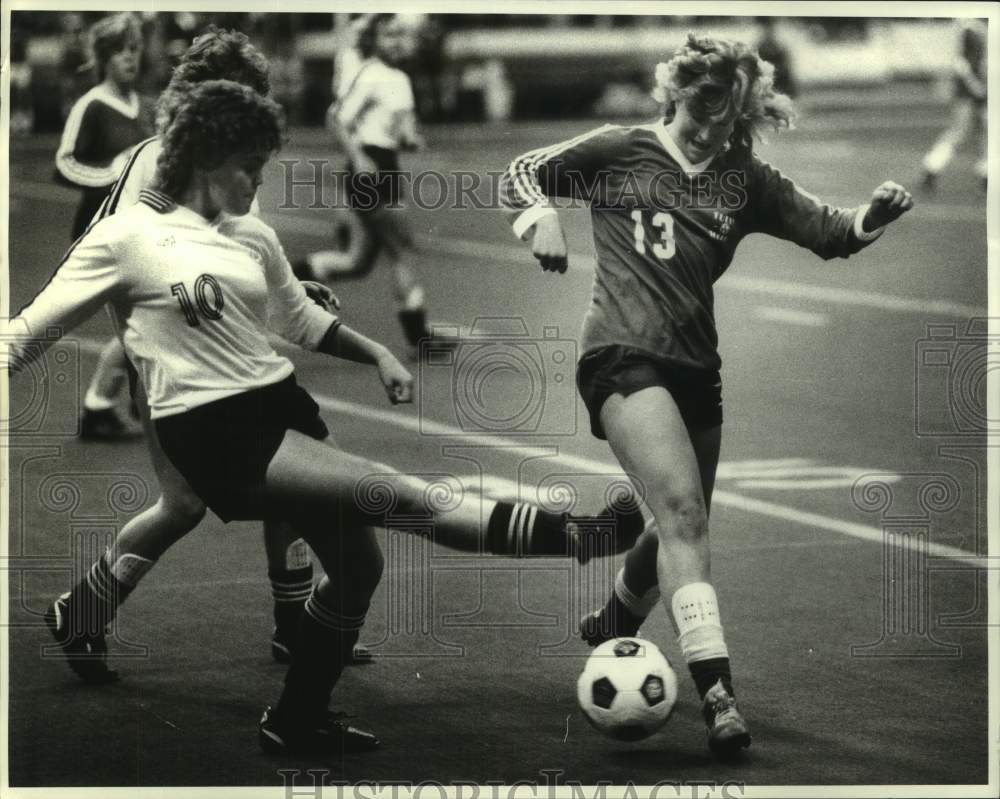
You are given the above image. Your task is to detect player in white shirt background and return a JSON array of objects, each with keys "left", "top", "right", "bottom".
[{"left": 295, "top": 14, "right": 449, "bottom": 355}]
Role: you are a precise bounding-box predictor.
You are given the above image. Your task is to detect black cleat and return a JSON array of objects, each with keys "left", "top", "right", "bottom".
[
  {"left": 566, "top": 494, "right": 647, "bottom": 564},
  {"left": 702, "top": 679, "right": 752, "bottom": 756},
  {"left": 43, "top": 593, "right": 120, "bottom": 685},
  {"left": 578, "top": 604, "right": 643, "bottom": 647},
  {"left": 79, "top": 408, "right": 141, "bottom": 442},
  {"left": 259, "top": 705, "right": 380, "bottom": 755},
  {"left": 270, "top": 627, "right": 374, "bottom": 665}
]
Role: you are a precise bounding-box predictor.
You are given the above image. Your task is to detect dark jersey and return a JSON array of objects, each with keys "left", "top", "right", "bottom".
[
  {"left": 55, "top": 84, "right": 154, "bottom": 189},
  {"left": 501, "top": 121, "right": 882, "bottom": 371}
]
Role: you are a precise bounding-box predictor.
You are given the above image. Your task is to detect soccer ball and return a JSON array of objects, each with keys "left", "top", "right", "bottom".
[{"left": 576, "top": 638, "right": 678, "bottom": 741}]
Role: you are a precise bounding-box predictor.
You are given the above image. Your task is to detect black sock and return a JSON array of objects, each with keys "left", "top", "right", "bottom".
[
  {"left": 600, "top": 591, "right": 644, "bottom": 638},
  {"left": 398, "top": 307, "right": 429, "bottom": 346},
  {"left": 688, "top": 657, "right": 734, "bottom": 700},
  {"left": 486, "top": 501, "right": 568, "bottom": 557},
  {"left": 275, "top": 592, "right": 364, "bottom": 726},
  {"left": 67, "top": 557, "right": 133, "bottom": 637},
  {"left": 268, "top": 565, "right": 313, "bottom": 640}
]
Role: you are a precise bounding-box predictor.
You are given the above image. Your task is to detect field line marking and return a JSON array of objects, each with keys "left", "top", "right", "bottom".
[{"left": 67, "top": 335, "right": 982, "bottom": 566}]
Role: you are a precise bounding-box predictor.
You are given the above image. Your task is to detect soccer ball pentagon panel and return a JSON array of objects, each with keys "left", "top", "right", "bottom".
[{"left": 576, "top": 638, "right": 678, "bottom": 741}]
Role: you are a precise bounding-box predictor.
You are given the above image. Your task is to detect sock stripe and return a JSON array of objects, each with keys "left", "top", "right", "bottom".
[
  {"left": 85, "top": 561, "right": 118, "bottom": 605},
  {"left": 522, "top": 503, "right": 538, "bottom": 556},
  {"left": 305, "top": 593, "right": 366, "bottom": 632},
  {"left": 506, "top": 503, "right": 522, "bottom": 555}
]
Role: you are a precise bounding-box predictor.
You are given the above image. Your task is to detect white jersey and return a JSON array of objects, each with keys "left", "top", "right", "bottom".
[
  {"left": 14, "top": 189, "right": 335, "bottom": 419},
  {"left": 335, "top": 58, "right": 416, "bottom": 150}
]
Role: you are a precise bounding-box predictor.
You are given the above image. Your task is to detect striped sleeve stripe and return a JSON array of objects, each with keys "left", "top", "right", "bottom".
[
  {"left": 55, "top": 95, "right": 114, "bottom": 187},
  {"left": 102, "top": 136, "right": 158, "bottom": 218},
  {"left": 137, "top": 189, "right": 174, "bottom": 212},
  {"left": 506, "top": 125, "right": 614, "bottom": 209}
]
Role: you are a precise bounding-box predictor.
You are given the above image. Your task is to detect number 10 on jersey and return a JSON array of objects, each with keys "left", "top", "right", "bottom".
[{"left": 631, "top": 209, "right": 675, "bottom": 260}]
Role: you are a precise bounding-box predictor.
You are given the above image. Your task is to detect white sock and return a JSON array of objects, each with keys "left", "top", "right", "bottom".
[{"left": 670, "top": 581, "right": 729, "bottom": 664}]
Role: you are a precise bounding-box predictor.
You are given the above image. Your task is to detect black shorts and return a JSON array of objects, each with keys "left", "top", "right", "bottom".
[
  {"left": 344, "top": 145, "right": 402, "bottom": 213},
  {"left": 576, "top": 345, "right": 722, "bottom": 440},
  {"left": 154, "top": 375, "right": 329, "bottom": 522}
]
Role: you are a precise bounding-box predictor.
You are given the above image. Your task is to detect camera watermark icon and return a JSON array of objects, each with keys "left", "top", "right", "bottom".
[
  {"left": 914, "top": 319, "right": 1000, "bottom": 437},
  {"left": 1, "top": 327, "right": 81, "bottom": 436},
  {"left": 418, "top": 318, "right": 577, "bottom": 436}
]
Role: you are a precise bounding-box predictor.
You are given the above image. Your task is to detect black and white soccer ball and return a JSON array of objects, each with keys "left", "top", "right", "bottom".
[{"left": 576, "top": 637, "right": 678, "bottom": 741}]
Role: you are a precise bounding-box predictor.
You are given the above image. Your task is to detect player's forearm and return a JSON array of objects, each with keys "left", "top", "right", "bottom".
[{"left": 317, "top": 321, "right": 392, "bottom": 366}]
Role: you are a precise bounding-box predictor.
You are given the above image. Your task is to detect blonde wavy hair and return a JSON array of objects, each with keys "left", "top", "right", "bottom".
[{"left": 653, "top": 32, "right": 796, "bottom": 148}]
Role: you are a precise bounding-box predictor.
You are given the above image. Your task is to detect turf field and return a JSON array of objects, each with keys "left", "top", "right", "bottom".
[{"left": 4, "top": 91, "right": 994, "bottom": 791}]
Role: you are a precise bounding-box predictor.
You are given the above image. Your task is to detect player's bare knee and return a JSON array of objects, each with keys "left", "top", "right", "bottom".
[
  {"left": 654, "top": 491, "right": 708, "bottom": 543},
  {"left": 160, "top": 492, "right": 207, "bottom": 530}
]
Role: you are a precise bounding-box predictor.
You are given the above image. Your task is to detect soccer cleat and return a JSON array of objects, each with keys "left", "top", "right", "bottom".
[
  {"left": 566, "top": 498, "right": 647, "bottom": 564},
  {"left": 79, "top": 407, "right": 141, "bottom": 442},
  {"left": 258, "top": 705, "right": 380, "bottom": 755},
  {"left": 43, "top": 593, "right": 120, "bottom": 685},
  {"left": 271, "top": 627, "right": 375, "bottom": 665},
  {"left": 578, "top": 605, "right": 643, "bottom": 647},
  {"left": 702, "top": 679, "right": 751, "bottom": 755}
]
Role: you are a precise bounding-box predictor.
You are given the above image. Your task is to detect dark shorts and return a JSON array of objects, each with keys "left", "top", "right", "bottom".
[
  {"left": 155, "top": 375, "right": 329, "bottom": 522},
  {"left": 344, "top": 145, "right": 402, "bottom": 213},
  {"left": 576, "top": 345, "right": 723, "bottom": 440}
]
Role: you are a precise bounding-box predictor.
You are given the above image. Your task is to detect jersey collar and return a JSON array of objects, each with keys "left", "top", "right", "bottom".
[
  {"left": 92, "top": 84, "right": 141, "bottom": 119},
  {"left": 650, "top": 119, "right": 716, "bottom": 175}
]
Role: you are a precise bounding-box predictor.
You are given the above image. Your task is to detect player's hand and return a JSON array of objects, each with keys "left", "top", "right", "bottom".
[
  {"left": 376, "top": 352, "right": 413, "bottom": 405},
  {"left": 301, "top": 280, "right": 341, "bottom": 313},
  {"left": 865, "top": 181, "right": 914, "bottom": 229},
  {"left": 530, "top": 214, "right": 569, "bottom": 273}
]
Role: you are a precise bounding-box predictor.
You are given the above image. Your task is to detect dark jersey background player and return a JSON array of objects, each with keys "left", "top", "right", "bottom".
[
  {"left": 500, "top": 32, "right": 913, "bottom": 756},
  {"left": 55, "top": 12, "right": 154, "bottom": 440},
  {"left": 56, "top": 12, "right": 154, "bottom": 241}
]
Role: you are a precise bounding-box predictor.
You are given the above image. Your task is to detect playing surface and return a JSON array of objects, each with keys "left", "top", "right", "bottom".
[{"left": 5, "top": 91, "right": 992, "bottom": 788}]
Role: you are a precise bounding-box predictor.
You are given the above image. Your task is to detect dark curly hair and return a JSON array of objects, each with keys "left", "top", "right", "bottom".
[
  {"left": 653, "top": 32, "right": 796, "bottom": 150},
  {"left": 154, "top": 80, "right": 285, "bottom": 198},
  {"left": 155, "top": 27, "right": 270, "bottom": 132}
]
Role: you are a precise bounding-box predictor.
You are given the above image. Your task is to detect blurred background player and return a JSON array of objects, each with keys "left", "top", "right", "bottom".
[
  {"left": 294, "top": 14, "right": 448, "bottom": 356},
  {"left": 919, "top": 18, "right": 987, "bottom": 191},
  {"left": 501, "top": 32, "right": 913, "bottom": 756},
  {"left": 54, "top": 12, "right": 155, "bottom": 440},
  {"left": 755, "top": 17, "right": 797, "bottom": 98}
]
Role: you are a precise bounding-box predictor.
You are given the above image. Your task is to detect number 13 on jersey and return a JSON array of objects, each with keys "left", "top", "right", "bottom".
[{"left": 631, "top": 209, "right": 675, "bottom": 260}]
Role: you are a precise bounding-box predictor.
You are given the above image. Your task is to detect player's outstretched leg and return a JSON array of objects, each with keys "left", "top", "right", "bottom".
[{"left": 600, "top": 387, "right": 750, "bottom": 756}]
